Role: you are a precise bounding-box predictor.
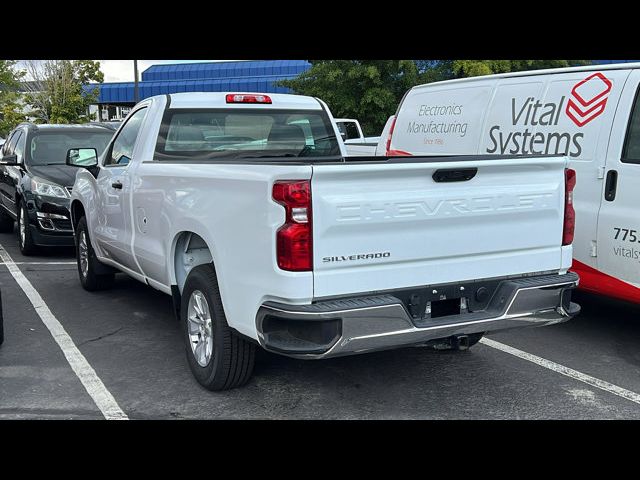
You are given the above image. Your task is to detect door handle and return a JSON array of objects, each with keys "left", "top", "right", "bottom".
[
  {"left": 432, "top": 168, "right": 478, "bottom": 183},
  {"left": 604, "top": 170, "right": 618, "bottom": 202},
  {"left": 111, "top": 181, "right": 123, "bottom": 190}
]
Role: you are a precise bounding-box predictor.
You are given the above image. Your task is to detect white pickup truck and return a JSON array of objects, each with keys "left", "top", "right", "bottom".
[
  {"left": 66, "top": 92, "right": 580, "bottom": 391},
  {"left": 335, "top": 118, "right": 382, "bottom": 157}
]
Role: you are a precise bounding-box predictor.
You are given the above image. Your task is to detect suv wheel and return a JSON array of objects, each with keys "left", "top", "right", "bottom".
[{"left": 17, "top": 201, "right": 37, "bottom": 255}]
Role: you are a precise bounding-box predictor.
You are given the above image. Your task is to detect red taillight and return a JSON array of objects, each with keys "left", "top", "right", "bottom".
[
  {"left": 385, "top": 115, "right": 412, "bottom": 156},
  {"left": 563, "top": 168, "right": 576, "bottom": 246},
  {"left": 225, "top": 93, "right": 272, "bottom": 104},
  {"left": 273, "top": 180, "right": 312, "bottom": 271}
]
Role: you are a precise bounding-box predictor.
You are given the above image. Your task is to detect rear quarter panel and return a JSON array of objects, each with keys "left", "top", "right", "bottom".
[{"left": 131, "top": 162, "right": 314, "bottom": 339}]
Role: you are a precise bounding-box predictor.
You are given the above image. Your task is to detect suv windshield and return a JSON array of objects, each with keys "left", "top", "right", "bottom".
[
  {"left": 29, "top": 131, "right": 114, "bottom": 166},
  {"left": 155, "top": 109, "right": 341, "bottom": 160}
]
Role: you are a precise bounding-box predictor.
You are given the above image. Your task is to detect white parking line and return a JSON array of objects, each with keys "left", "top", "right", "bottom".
[
  {"left": 0, "top": 261, "right": 76, "bottom": 265},
  {"left": 0, "top": 245, "right": 128, "bottom": 420},
  {"left": 481, "top": 337, "right": 640, "bottom": 406}
]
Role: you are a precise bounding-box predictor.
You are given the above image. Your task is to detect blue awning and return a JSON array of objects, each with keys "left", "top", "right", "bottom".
[
  {"left": 141, "top": 60, "right": 310, "bottom": 82},
  {"left": 88, "top": 74, "right": 299, "bottom": 104},
  {"left": 85, "top": 60, "right": 310, "bottom": 104}
]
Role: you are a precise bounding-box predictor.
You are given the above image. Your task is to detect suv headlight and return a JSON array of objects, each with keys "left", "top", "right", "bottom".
[{"left": 31, "top": 178, "right": 69, "bottom": 199}]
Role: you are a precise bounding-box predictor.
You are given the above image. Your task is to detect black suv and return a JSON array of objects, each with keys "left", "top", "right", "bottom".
[{"left": 0, "top": 123, "right": 116, "bottom": 254}]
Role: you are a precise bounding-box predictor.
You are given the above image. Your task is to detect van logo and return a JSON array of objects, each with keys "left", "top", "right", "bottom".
[{"left": 565, "top": 72, "right": 612, "bottom": 127}]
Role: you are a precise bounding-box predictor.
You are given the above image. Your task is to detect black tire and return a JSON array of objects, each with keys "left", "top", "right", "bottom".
[
  {"left": 434, "top": 333, "right": 484, "bottom": 351},
  {"left": 17, "top": 201, "right": 37, "bottom": 255},
  {"left": 182, "top": 264, "right": 255, "bottom": 391},
  {"left": 75, "top": 216, "right": 115, "bottom": 291},
  {"left": 0, "top": 207, "right": 14, "bottom": 233}
]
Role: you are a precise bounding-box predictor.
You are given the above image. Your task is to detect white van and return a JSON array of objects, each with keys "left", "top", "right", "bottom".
[{"left": 386, "top": 63, "right": 640, "bottom": 304}]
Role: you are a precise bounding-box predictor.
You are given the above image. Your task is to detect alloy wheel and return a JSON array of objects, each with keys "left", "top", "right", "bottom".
[
  {"left": 79, "top": 231, "right": 89, "bottom": 278},
  {"left": 187, "top": 290, "right": 214, "bottom": 367}
]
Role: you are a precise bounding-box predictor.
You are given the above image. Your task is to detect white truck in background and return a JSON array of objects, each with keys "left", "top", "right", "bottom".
[
  {"left": 66, "top": 92, "right": 579, "bottom": 391},
  {"left": 335, "top": 118, "right": 383, "bottom": 156}
]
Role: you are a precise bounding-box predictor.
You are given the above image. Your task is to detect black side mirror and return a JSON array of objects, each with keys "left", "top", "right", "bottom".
[
  {"left": 0, "top": 154, "right": 19, "bottom": 166},
  {"left": 66, "top": 148, "right": 98, "bottom": 168}
]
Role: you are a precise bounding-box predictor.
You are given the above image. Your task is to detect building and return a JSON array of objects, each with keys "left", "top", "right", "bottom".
[{"left": 86, "top": 60, "right": 311, "bottom": 121}]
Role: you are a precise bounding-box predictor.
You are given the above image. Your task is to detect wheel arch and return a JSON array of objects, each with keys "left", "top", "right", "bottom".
[
  {"left": 70, "top": 200, "right": 85, "bottom": 230},
  {"left": 171, "top": 231, "right": 215, "bottom": 295}
]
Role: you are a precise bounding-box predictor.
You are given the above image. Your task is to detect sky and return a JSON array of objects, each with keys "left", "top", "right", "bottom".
[{"left": 17, "top": 60, "right": 236, "bottom": 82}]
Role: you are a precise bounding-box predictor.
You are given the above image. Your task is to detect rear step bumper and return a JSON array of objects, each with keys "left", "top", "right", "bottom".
[{"left": 255, "top": 272, "right": 580, "bottom": 359}]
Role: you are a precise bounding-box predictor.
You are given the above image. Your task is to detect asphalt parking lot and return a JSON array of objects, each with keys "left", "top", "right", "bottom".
[{"left": 1, "top": 230, "right": 639, "bottom": 419}]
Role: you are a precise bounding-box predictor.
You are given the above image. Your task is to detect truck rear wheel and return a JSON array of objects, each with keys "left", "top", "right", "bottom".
[
  {"left": 181, "top": 264, "right": 255, "bottom": 391},
  {"left": 75, "top": 216, "right": 115, "bottom": 291}
]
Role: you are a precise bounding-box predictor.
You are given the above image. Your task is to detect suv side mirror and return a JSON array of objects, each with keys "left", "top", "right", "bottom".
[
  {"left": 66, "top": 148, "right": 98, "bottom": 168},
  {"left": 339, "top": 132, "right": 347, "bottom": 141},
  {"left": 0, "top": 153, "right": 18, "bottom": 166}
]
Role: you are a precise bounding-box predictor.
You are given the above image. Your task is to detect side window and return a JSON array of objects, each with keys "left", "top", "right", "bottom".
[
  {"left": 14, "top": 132, "right": 26, "bottom": 163},
  {"left": 1, "top": 133, "right": 11, "bottom": 156},
  {"left": 105, "top": 108, "right": 148, "bottom": 166},
  {"left": 2, "top": 131, "right": 18, "bottom": 156},
  {"left": 344, "top": 122, "right": 360, "bottom": 140},
  {"left": 5, "top": 131, "right": 22, "bottom": 157},
  {"left": 622, "top": 87, "right": 640, "bottom": 164}
]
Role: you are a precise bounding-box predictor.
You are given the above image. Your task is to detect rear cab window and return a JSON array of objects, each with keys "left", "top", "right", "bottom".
[{"left": 154, "top": 109, "right": 341, "bottom": 161}]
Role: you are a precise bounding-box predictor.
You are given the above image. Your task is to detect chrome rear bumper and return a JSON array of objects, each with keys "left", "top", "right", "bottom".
[{"left": 256, "top": 272, "right": 580, "bottom": 359}]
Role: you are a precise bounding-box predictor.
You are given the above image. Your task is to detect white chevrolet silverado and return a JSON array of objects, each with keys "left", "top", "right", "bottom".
[{"left": 66, "top": 92, "right": 580, "bottom": 391}]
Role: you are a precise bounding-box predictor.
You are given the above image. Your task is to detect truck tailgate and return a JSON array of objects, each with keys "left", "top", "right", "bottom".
[{"left": 311, "top": 156, "right": 567, "bottom": 298}]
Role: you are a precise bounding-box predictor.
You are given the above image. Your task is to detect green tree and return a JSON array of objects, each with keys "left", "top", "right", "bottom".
[
  {"left": 449, "top": 60, "right": 591, "bottom": 78},
  {"left": 280, "top": 60, "right": 592, "bottom": 134},
  {"left": 416, "top": 60, "right": 455, "bottom": 83},
  {"left": 279, "top": 61, "right": 419, "bottom": 135},
  {"left": 23, "top": 60, "right": 103, "bottom": 124},
  {"left": 0, "top": 60, "right": 26, "bottom": 136}
]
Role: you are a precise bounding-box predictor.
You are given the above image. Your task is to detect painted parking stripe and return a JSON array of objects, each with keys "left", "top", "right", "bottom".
[
  {"left": 0, "top": 261, "right": 76, "bottom": 265},
  {"left": 481, "top": 337, "right": 640, "bottom": 406},
  {"left": 0, "top": 245, "right": 128, "bottom": 420}
]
